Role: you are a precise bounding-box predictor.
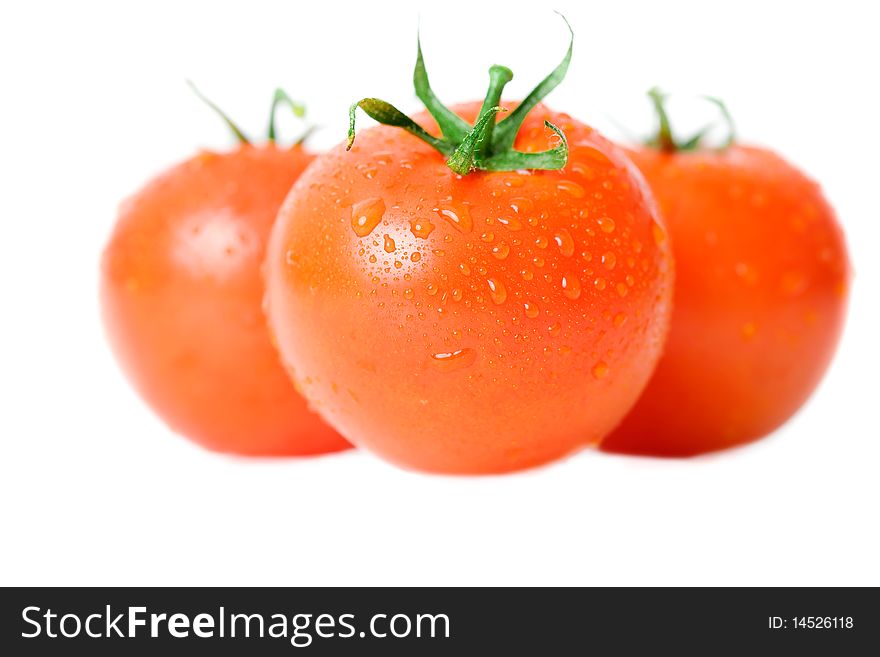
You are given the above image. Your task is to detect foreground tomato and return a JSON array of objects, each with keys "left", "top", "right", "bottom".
[
  {"left": 101, "top": 88, "right": 349, "bottom": 455},
  {"left": 265, "top": 30, "right": 673, "bottom": 473},
  {"left": 602, "top": 90, "right": 851, "bottom": 457}
]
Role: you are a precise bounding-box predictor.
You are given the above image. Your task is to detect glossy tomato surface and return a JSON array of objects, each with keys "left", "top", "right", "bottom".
[
  {"left": 265, "top": 103, "right": 673, "bottom": 473},
  {"left": 602, "top": 146, "right": 851, "bottom": 456},
  {"left": 101, "top": 145, "right": 350, "bottom": 455}
]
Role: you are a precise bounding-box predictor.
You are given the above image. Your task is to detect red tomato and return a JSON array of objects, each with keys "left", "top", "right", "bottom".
[
  {"left": 602, "top": 99, "right": 850, "bottom": 456},
  {"left": 264, "top": 101, "right": 673, "bottom": 473},
  {"left": 102, "top": 144, "right": 350, "bottom": 455}
]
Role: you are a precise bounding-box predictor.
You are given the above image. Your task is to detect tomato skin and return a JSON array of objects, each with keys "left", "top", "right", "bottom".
[
  {"left": 265, "top": 103, "right": 673, "bottom": 473},
  {"left": 101, "top": 145, "right": 350, "bottom": 456},
  {"left": 602, "top": 146, "right": 851, "bottom": 457}
]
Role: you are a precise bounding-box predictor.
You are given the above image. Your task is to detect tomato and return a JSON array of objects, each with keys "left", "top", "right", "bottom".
[
  {"left": 601, "top": 92, "right": 851, "bottom": 457},
  {"left": 264, "top": 34, "right": 673, "bottom": 473},
  {"left": 101, "top": 90, "right": 349, "bottom": 456}
]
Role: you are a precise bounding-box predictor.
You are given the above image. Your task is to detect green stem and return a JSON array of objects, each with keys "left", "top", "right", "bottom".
[
  {"left": 348, "top": 98, "right": 452, "bottom": 154},
  {"left": 187, "top": 80, "right": 250, "bottom": 144},
  {"left": 647, "top": 87, "right": 675, "bottom": 152},
  {"left": 481, "top": 120, "right": 568, "bottom": 171},
  {"left": 447, "top": 107, "right": 504, "bottom": 175},
  {"left": 414, "top": 34, "right": 471, "bottom": 143},
  {"left": 267, "top": 88, "right": 306, "bottom": 143},
  {"left": 493, "top": 12, "right": 573, "bottom": 152},
  {"left": 476, "top": 66, "right": 513, "bottom": 159},
  {"left": 645, "top": 87, "right": 737, "bottom": 152},
  {"left": 703, "top": 96, "right": 736, "bottom": 148},
  {"left": 347, "top": 14, "right": 574, "bottom": 175}
]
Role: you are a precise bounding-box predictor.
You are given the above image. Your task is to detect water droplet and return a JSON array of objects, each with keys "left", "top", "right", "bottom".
[
  {"left": 520, "top": 268, "right": 534, "bottom": 281},
  {"left": 561, "top": 273, "right": 582, "bottom": 300},
  {"left": 451, "top": 288, "right": 463, "bottom": 301},
  {"left": 554, "top": 228, "right": 575, "bottom": 257},
  {"left": 597, "top": 216, "right": 616, "bottom": 234},
  {"left": 285, "top": 248, "right": 299, "bottom": 266},
  {"left": 497, "top": 216, "right": 523, "bottom": 231},
  {"left": 487, "top": 277, "right": 508, "bottom": 305},
  {"left": 394, "top": 260, "right": 403, "bottom": 269},
  {"left": 357, "top": 162, "right": 378, "bottom": 179},
  {"left": 481, "top": 231, "right": 495, "bottom": 243},
  {"left": 404, "top": 288, "right": 414, "bottom": 300},
  {"left": 523, "top": 301, "right": 539, "bottom": 318},
  {"left": 548, "top": 322, "right": 561, "bottom": 336},
  {"left": 592, "top": 361, "right": 609, "bottom": 379},
  {"left": 368, "top": 254, "right": 377, "bottom": 264},
  {"left": 426, "top": 283, "right": 438, "bottom": 296},
  {"left": 625, "top": 274, "right": 635, "bottom": 287},
  {"left": 535, "top": 235, "right": 549, "bottom": 249},
  {"left": 410, "top": 218, "right": 435, "bottom": 239},
  {"left": 509, "top": 197, "right": 534, "bottom": 214},
  {"left": 580, "top": 146, "right": 613, "bottom": 166},
  {"left": 492, "top": 242, "right": 510, "bottom": 260},
  {"left": 430, "top": 348, "right": 477, "bottom": 372},
  {"left": 411, "top": 252, "right": 422, "bottom": 263},
  {"left": 504, "top": 176, "right": 526, "bottom": 188},
  {"left": 557, "top": 180, "right": 585, "bottom": 198},
  {"left": 459, "top": 262, "right": 471, "bottom": 276},
  {"left": 433, "top": 249, "right": 445, "bottom": 257},
  {"left": 602, "top": 251, "right": 617, "bottom": 270},
  {"left": 434, "top": 205, "right": 473, "bottom": 233},
  {"left": 383, "top": 234, "right": 396, "bottom": 253},
  {"left": 350, "top": 198, "right": 385, "bottom": 237},
  {"left": 615, "top": 282, "right": 629, "bottom": 297},
  {"left": 533, "top": 255, "right": 545, "bottom": 268},
  {"left": 594, "top": 277, "right": 607, "bottom": 291}
]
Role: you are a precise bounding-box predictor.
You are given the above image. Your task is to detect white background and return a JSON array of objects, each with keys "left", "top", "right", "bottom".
[{"left": 2, "top": 0, "right": 878, "bottom": 586}]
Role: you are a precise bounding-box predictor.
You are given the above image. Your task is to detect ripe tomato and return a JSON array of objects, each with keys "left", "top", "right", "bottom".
[
  {"left": 264, "top": 36, "right": 673, "bottom": 473},
  {"left": 602, "top": 92, "right": 851, "bottom": 457},
  {"left": 101, "top": 91, "right": 349, "bottom": 456}
]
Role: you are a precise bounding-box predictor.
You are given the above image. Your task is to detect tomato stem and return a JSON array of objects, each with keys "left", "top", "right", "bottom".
[
  {"left": 347, "top": 13, "right": 573, "bottom": 175},
  {"left": 702, "top": 96, "right": 736, "bottom": 148},
  {"left": 267, "top": 88, "right": 306, "bottom": 143},
  {"left": 476, "top": 66, "right": 513, "bottom": 160},
  {"left": 187, "top": 80, "right": 250, "bottom": 145},
  {"left": 645, "top": 87, "right": 736, "bottom": 152},
  {"left": 647, "top": 87, "right": 676, "bottom": 152}
]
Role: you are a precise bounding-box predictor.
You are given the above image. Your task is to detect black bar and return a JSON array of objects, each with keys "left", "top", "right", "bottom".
[{"left": 1, "top": 587, "right": 876, "bottom": 654}]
